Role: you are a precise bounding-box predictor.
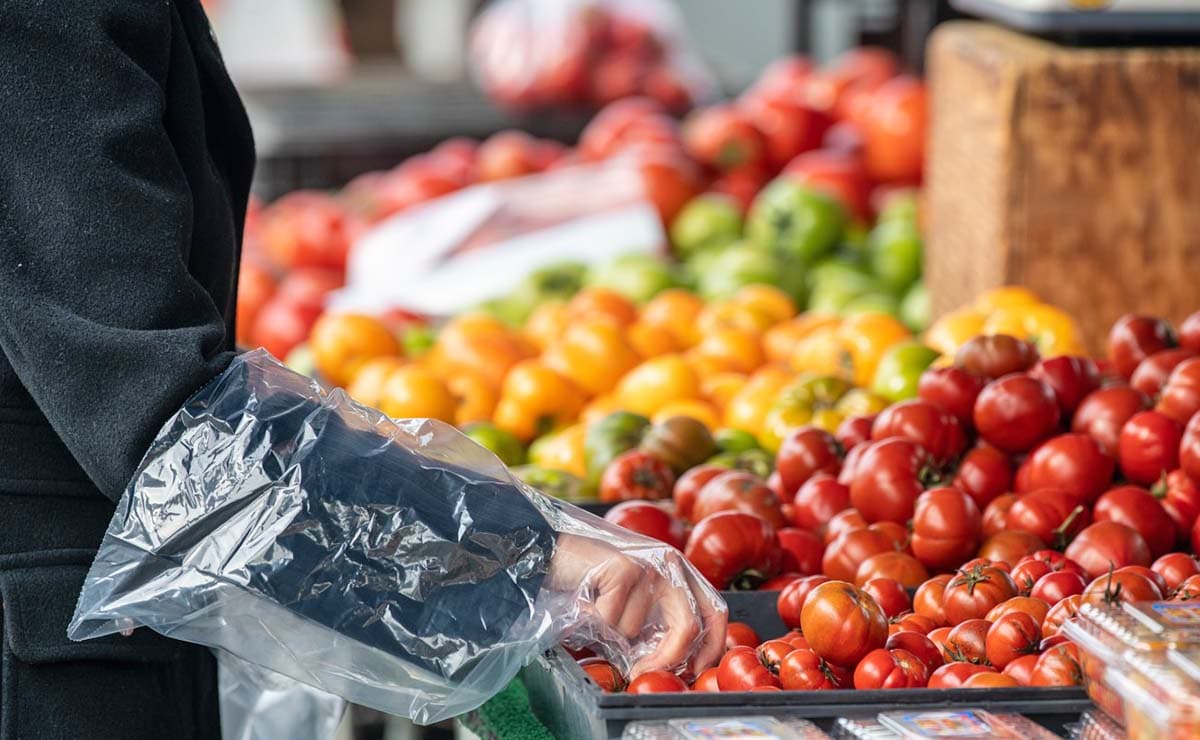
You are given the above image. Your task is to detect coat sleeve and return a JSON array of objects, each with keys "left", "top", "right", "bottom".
[{"left": 0, "top": 0, "right": 234, "bottom": 501}]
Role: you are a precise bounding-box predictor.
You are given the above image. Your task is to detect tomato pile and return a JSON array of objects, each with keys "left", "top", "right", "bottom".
[{"left": 577, "top": 308, "right": 1200, "bottom": 693}]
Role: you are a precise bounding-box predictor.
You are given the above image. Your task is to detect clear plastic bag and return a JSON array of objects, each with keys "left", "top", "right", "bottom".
[
  {"left": 68, "top": 349, "right": 725, "bottom": 725},
  {"left": 469, "top": 0, "right": 715, "bottom": 112},
  {"left": 218, "top": 652, "right": 346, "bottom": 740}
]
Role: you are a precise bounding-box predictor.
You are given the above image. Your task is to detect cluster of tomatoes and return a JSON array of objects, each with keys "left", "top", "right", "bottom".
[{"left": 587, "top": 309, "right": 1200, "bottom": 694}]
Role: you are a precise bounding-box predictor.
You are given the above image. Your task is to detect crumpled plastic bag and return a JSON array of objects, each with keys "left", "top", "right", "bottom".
[
  {"left": 218, "top": 651, "right": 346, "bottom": 740},
  {"left": 69, "top": 349, "right": 725, "bottom": 724}
]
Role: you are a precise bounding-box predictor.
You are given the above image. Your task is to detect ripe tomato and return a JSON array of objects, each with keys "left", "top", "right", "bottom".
[
  {"left": 871, "top": 401, "right": 967, "bottom": 467},
  {"left": 870, "top": 521, "right": 912, "bottom": 553},
  {"left": 942, "top": 565, "right": 1018, "bottom": 624},
  {"left": 600, "top": 450, "right": 676, "bottom": 503},
  {"left": 1082, "top": 569, "right": 1164, "bottom": 607},
  {"left": 1185, "top": 414, "right": 1200, "bottom": 483},
  {"left": 859, "top": 76, "right": 926, "bottom": 184},
  {"left": 853, "top": 648, "right": 929, "bottom": 689},
  {"left": 691, "top": 667, "right": 721, "bottom": 692},
  {"left": 1005, "top": 489, "right": 1090, "bottom": 549},
  {"left": 1015, "top": 434, "right": 1114, "bottom": 505},
  {"left": 693, "top": 471, "right": 786, "bottom": 528},
  {"left": 1029, "top": 356, "right": 1101, "bottom": 416},
  {"left": 604, "top": 501, "right": 687, "bottom": 550},
  {"left": 1008, "top": 559, "right": 1051, "bottom": 595},
  {"left": 984, "top": 612, "right": 1040, "bottom": 669},
  {"left": 776, "top": 427, "right": 843, "bottom": 497},
  {"left": 856, "top": 552, "right": 929, "bottom": 589},
  {"left": 1042, "top": 595, "right": 1081, "bottom": 637},
  {"left": 838, "top": 445, "right": 868, "bottom": 486},
  {"left": 685, "top": 511, "right": 783, "bottom": 590},
  {"left": 1108, "top": 314, "right": 1178, "bottom": 379},
  {"left": 1153, "top": 552, "right": 1200, "bottom": 592},
  {"left": 725, "top": 622, "right": 761, "bottom": 649},
  {"left": 954, "top": 447, "right": 1014, "bottom": 512},
  {"left": 945, "top": 619, "right": 991, "bottom": 664},
  {"left": 579, "top": 658, "right": 626, "bottom": 692},
  {"left": 801, "top": 581, "right": 889, "bottom": 668},
  {"left": 863, "top": 578, "right": 912, "bottom": 618},
  {"left": 825, "top": 509, "right": 868, "bottom": 544},
  {"left": 778, "top": 648, "right": 844, "bottom": 690},
  {"left": 977, "top": 531, "right": 1044, "bottom": 568},
  {"left": 1030, "top": 643, "right": 1082, "bottom": 687},
  {"left": 1023, "top": 550, "right": 1087, "bottom": 575},
  {"left": 913, "top": 574, "right": 953, "bottom": 627},
  {"left": 790, "top": 474, "right": 851, "bottom": 533},
  {"left": 927, "top": 662, "right": 993, "bottom": 688},
  {"left": 757, "top": 639, "right": 798, "bottom": 675},
  {"left": 673, "top": 465, "right": 726, "bottom": 522},
  {"left": 1181, "top": 311, "right": 1200, "bottom": 353},
  {"left": 886, "top": 631, "right": 943, "bottom": 673},
  {"left": 1093, "top": 485, "right": 1176, "bottom": 558},
  {"left": 823, "top": 528, "right": 897, "bottom": 582},
  {"left": 717, "top": 646, "right": 780, "bottom": 690},
  {"left": 777, "top": 528, "right": 825, "bottom": 576},
  {"left": 776, "top": 575, "right": 831, "bottom": 629},
  {"left": 682, "top": 104, "right": 766, "bottom": 171},
  {"left": 891, "top": 613, "right": 938, "bottom": 635},
  {"left": 850, "top": 437, "right": 941, "bottom": 524},
  {"left": 956, "top": 335, "right": 1039, "bottom": 380},
  {"left": 627, "top": 670, "right": 688, "bottom": 693},
  {"left": 1119, "top": 564, "right": 1169, "bottom": 595},
  {"left": 974, "top": 374, "right": 1061, "bottom": 453},
  {"left": 1003, "top": 654, "right": 1041, "bottom": 686},
  {"left": 1157, "top": 357, "right": 1200, "bottom": 424},
  {"left": 1159, "top": 469, "right": 1200, "bottom": 544},
  {"left": 1131, "top": 348, "right": 1199, "bottom": 398},
  {"left": 911, "top": 487, "right": 982, "bottom": 571},
  {"left": 1031, "top": 570, "right": 1087, "bottom": 606},
  {"left": 1173, "top": 574, "right": 1200, "bottom": 601},
  {"left": 1118, "top": 411, "right": 1183, "bottom": 487},
  {"left": 985, "top": 596, "right": 1049, "bottom": 628},
  {"left": 741, "top": 93, "right": 831, "bottom": 172},
  {"left": 1072, "top": 385, "right": 1151, "bottom": 456},
  {"left": 835, "top": 414, "right": 876, "bottom": 452},
  {"left": 1064, "top": 521, "right": 1153, "bottom": 579},
  {"left": 918, "top": 366, "right": 987, "bottom": 427}
]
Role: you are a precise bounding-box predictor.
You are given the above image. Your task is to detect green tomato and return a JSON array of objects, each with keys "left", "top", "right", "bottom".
[
  {"left": 586, "top": 253, "right": 678, "bottom": 303},
  {"left": 696, "top": 244, "right": 779, "bottom": 301},
  {"left": 868, "top": 219, "right": 922, "bottom": 293},
  {"left": 713, "top": 427, "right": 760, "bottom": 454},
  {"left": 746, "top": 179, "right": 845, "bottom": 265},
  {"left": 877, "top": 189, "right": 919, "bottom": 225},
  {"left": 520, "top": 261, "right": 587, "bottom": 301},
  {"left": 900, "top": 281, "right": 931, "bottom": 332},
  {"left": 511, "top": 465, "right": 593, "bottom": 502},
  {"left": 840, "top": 222, "right": 871, "bottom": 261},
  {"left": 806, "top": 254, "right": 868, "bottom": 291},
  {"left": 584, "top": 411, "right": 651, "bottom": 483},
  {"left": 402, "top": 324, "right": 435, "bottom": 359},
  {"left": 870, "top": 340, "right": 940, "bottom": 403},
  {"left": 807, "top": 270, "right": 882, "bottom": 314},
  {"left": 707, "top": 448, "right": 774, "bottom": 480},
  {"left": 463, "top": 422, "right": 526, "bottom": 467},
  {"left": 843, "top": 292, "right": 901, "bottom": 319},
  {"left": 284, "top": 343, "right": 316, "bottom": 378},
  {"left": 477, "top": 294, "right": 534, "bottom": 327},
  {"left": 670, "top": 193, "right": 744, "bottom": 259}
]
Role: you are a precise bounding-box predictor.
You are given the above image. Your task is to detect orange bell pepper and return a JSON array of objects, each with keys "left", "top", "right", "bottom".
[
  {"left": 543, "top": 319, "right": 641, "bottom": 396},
  {"left": 494, "top": 360, "right": 586, "bottom": 441},
  {"left": 378, "top": 365, "right": 457, "bottom": 423},
  {"left": 614, "top": 354, "right": 701, "bottom": 417},
  {"left": 309, "top": 313, "right": 401, "bottom": 388}
]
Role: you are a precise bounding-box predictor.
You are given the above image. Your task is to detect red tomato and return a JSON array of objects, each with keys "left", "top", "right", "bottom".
[
  {"left": 778, "top": 648, "right": 844, "bottom": 690},
  {"left": 1030, "top": 643, "right": 1082, "bottom": 686},
  {"left": 886, "top": 631, "right": 943, "bottom": 673},
  {"left": 1042, "top": 595, "right": 1082, "bottom": 637},
  {"left": 757, "top": 639, "right": 798, "bottom": 675},
  {"left": 604, "top": 501, "right": 687, "bottom": 550},
  {"left": 871, "top": 401, "right": 967, "bottom": 466},
  {"left": 1029, "top": 356, "right": 1101, "bottom": 416},
  {"left": 760, "top": 573, "right": 803, "bottom": 591},
  {"left": 835, "top": 415, "right": 876, "bottom": 452},
  {"left": 1031, "top": 570, "right": 1087, "bottom": 606},
  {"left": 1003, "top": 654, "right": 1041, "bottom": 686},
  {"left": 955, "top": 335, "right": 1039, "bottom": 380},
  {"left": 985, "top": 596, "right": 1049, "bottom": 629},
  {"left": 673, "top": 465, "right": 726, "bottom": 522},
  {"left": 953, "top": 447, "right": 1014, "bottom": 512},
  {"left": 682, "top": 104, "right": 766, "bottom": 171},
  {"left": 1082, "top": 568, "right": 1164, "bottom": 607},
  {"left": 741, "top": 94, "right": 831, "bottom": 171},
  {"left": 1173, "top": 573, "right": 1200, "bottom": 601},
  {"left": 692, "top": 471, "right": 786, "bottom": 528},
  {"left": 725, "top": 622, "right": 761, "bottom": 649},
  {"left": 776, "top": 427, "right": 843, "bottom": 497},
  {"left": 627, "top": 670, "right": 688, "bottom": 693},
  {"left": 790, "top": 474, "right": 851, "bottom": 532},
  {"left": 977, "top": 531, "right": 1045, "bottom": 568},
  {"left": 600, "top": 450, "right": 676, "bottom": 502},
  {"left": 863, "top": 578, "right": 912, "bottom": 618},
  {"left": 963, "top": 671, "right": 1018, "bottom": 688},
  {"left": 1064, "top": 521, "right": 1153, "bottom": 580},
  {"left": 261, "top": 192, "right": 360, "bottom": 271},
  {"left": 823, "top": 528, "right": 896, "bottom": 582},
  {"left": 1108, "top": 314, "right": 1178, "bottom": 379},
  {"left": 945, "top": 619, "right": 991, "bottom": 664},
  {"left": 1131, "top": 348, "right": 1199, "bottom": 398},
  {"left": 911, "top": 487, "right": 983, "bottom": 572},
  {"left": 634, "top": 144, "right": 703, "bottom": 224},
  {"left": 942, "top": 564, "right": 1018, "bottom": 625},
  {"left": 777, "top": 528, "right": 825, "bottom": 576},
  {"left": 974, "top": 374, "right": 1061, "bottom": 453},
  {"left": 1185, "top": 414, "right": 1200, "bottom": 483},
  {"left": 783, "top": 149, "right": 872, "bottom": 221},
  {"left": 850, "top": 437, "right": 941, "bottom": 524},
  {"left": 235, "top": 259, "right": 277, "bottom": 347},
  {"left": 1159, "top": 469, "right": 1200, "bottom": 544},
  {"left": 1156, "top": 357, "right": 1200, "bottom": 424},
  {"left": 870, "top": 521, "right": 912, "bottom": 553},
  {"left": 984, "top": 612, "right": 1040, "bottom": 669},
  {"left": 691, "top": 667, "right": 721, "bottom": 692},
  {"left": 1118, "top": 411, "right": 1183, "bottom": 487},
  {"left": 579, "top": 658, "right": 626, "bottom": 692},
  {"left": 716, "top": 646, "right": 779, "bottom": 690},
  {"left": 1009, "top": 559, "right": 1051, "bottom": 596},
  {"left": 891, "top": 613, "right": 938, "bottom": 635},
  {"left": 853, "top": 648, "right": 929, "bottom": 689},
  {"left": 913, "top": 574, "right": 952, "bottom": 627},
  {"left": 776, "top": 575, "right": 831, "bottom": 630},
  {"left": 1153, "top": 552, "right": 1200, "bottom": 592},
  {"left": 1181, "top": 311, "right": 1200, "bottom": 353},
  {"left": 1005, "top": 489, "right": 1090, "bottom": 549},
  {"left": 1024, "top": 549, "right": 1087, "bottom": 575},
  {"left": 837, "top": 444, "right": 868, "bottom": 486},
  {"left": 1119, "top": 564, "right": 1170, "bottom": 595},
  {"left": 825, "top": 508, "right": 868, "bottom": 544},
  {"left": 1015, "top": 434, "right": 1114, "bottom": 505},
  {"left": 1093, "top": 485, "right": 1176, "bottom": 558},
  {"left": 856, "top": 552, "right": 928, "bottom": 589},
  {"left": 685, "top": 511, "right": 783, "bottom": 590},
  {"left": 578, "top": 98, "right": 673, "bottom": 160},
  {"left": 800, "top": 581, "right": 889, "bottom": 668},
  {"left": 474, "top": 130, "right": 541, "bottom": 181},
  {"left": 927, "top": 662, "right": 993, "bottom": 688},
  {"left": 1072, "top": 385, "right": 1151, "bottom": 456},
  {"left": 250, "top": 295, "right": 321, "bottom": 360},
  {"left": 859, "top": 76, "right": 926, "bottom": 184},
  {"left": 918, "top": 366, "right": 987, "bottom": 428}
]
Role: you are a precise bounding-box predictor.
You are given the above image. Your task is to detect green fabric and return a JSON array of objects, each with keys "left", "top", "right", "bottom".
[{"left": 462, "top": 680, "right": 555, "bottom": 740}]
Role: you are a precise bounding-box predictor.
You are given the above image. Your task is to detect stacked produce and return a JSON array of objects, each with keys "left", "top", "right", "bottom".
[{"left": 564, "top": 307, "right": 1200, "bottom": 696}]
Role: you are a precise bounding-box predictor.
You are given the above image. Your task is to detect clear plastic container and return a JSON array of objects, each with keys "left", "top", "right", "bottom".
[
  {"left": 832, "top": 710, "right": 1060, "bottom": 739},
  {"left": 622, "top": 716, "right": 829, "bottom": 739},
  {"left": 1067, "top": 709, "right": 1125, "bottom": 740},
  {"left": 1102, "top": 651, "right": 1200, "bottom": 740}
]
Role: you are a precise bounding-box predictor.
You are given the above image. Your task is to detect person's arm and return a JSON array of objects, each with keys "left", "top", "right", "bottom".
[{"left": 0, "top": 0, "right": 233, "bottom": 501}]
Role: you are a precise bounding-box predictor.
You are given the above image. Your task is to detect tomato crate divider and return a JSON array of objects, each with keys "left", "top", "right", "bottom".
[{"left": 522, "top": 591, "right": 1092, "bottom": 739}]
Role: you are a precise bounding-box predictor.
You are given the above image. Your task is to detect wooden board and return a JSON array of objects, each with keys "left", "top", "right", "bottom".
[{"left": 925, "top": 22, "right": 1200, "bottom": 352}]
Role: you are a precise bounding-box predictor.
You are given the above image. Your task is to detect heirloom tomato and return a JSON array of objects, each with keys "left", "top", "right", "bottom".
[
  {"left": 778, "top": 648, "right": 844, "bottom": 690},
  {"left": 1029, "top": 355, "right": 1101, "bottom": 416},
  {"left": 1005, "top": 489, "right": 1090, "bottom": 549},
  {"left": 977, "top": 531, "right": 1044, "bottom": 568},
  {"left": 973, "top": 374, "right": 1060, "bottom": 453},
  {"left": 942, "top": 564, "right": 1017, "bottom": 624},
  {"left": 1030, "top": 643, "right": 1082, "bottom": 686},
  {"left": 1015, "top": 434, "right": 1114, "bottom": 505},
  {"left": 627, "top": 671, "right": 688, "bottom": 693},
  {"left": 886, "top": 631, "right": 943, "bottom": 673},
  {"left": 777, "top": 528, "right": 824, "bottom": 575},
  {"left": 955, "top": 335, "right": 1038, "bottom": 379},
  {"left": 1082, "top": 568, "right": 1163, "bottom": 607},
  {"left": 927, "top": 662, "right": 993, "bottom": 688},
  {"left": 580, "top": 658, "right": 626, "bottom": 692},
  {"left": 717, "top": 646, "right": 779, "bottom": 691},
  {"left": 776, "top": 426, "right": 843, "bottom": 496},
  {"left": 823, "top": 528, "right": 896, "bottom": 583},
  {"left": 945, "top": 618, "right": 990, "bottom": 664},
  {"left": 918, "top": 366, "right": 986, "bottom": 427},
  {"left": 1153, "top": 552, "right": 1200, "bottom": 592},
  {"left": 685, "top": 511, "right": 783, "bottom": 590},
  {"left": 913, "top": 573, "right": 952, "bottom": 627},
  {"left": 853, "top": 648, "right": 929, "bottom": 689},
  {"left": 1064, "top": 522, "right": 1152, "bottom": 580},
  {"left": 1003, "top": 654, "right": 1040, "bottom": 686},
  {"left": 952, "top": 446, "right": 1013, "bottom": 511},
  {"left": 1072, "top": 385, "right": 1151, "bottom": 456},
  {"left": 911, "top": 487, "right": 983, "bottom": 572},
  {"left": 1108, "top": 314, "right": 1177, "bottom": 379},
  {"left": 604, "top": 502, "right": 687, "bottom": 550},
  {"left": 790, "top": 473, "right": 851, "bottom": 532},
  {"left": 692, "top": 471, "right": 786, "bottom": 528},
  {"left": 985, "top": 612, "right": 1041, "bottom": 669},
  {"left": 672, "top": 464, "right": 726, "bottom": 522},
  {"left": 1031, "top": 571, "right": 1087, "bottom": 606},
  {"left": 1157, "top": 357, "right": 1200, "bottom": 424},
  {"left": 985, "top": 596, "right": 1049, "bottom": 628},
  {"left": 691, "top": 667, "right": 721, "bottom": 692},
  {"left": 1118, "top": 411, "right": 1182, "bottom": 487},
  {"left": 863, "top": 577, "right": 912, "bottom": 618},
  {"left": 850, "top": 437, "right": 942, "bottom": 524},
  {"left": 871, "top": 400, "right": 967, "bottom": 466},
  {"left": 800, "top": 581, "right": 889, "bottom": 667},
  {"left": 1093, "top": 485, "right": 1175, "bottom": 558},
  {"left": 776, "top": 575, "right": 832, "bottom": 629},
  {"left": 855, "top": 552, "right": 928, "bottom": 589},
  {"left": 1042, "top": 595, "right": 1081, "bottom": 637},
  {"left": 599, "top": 450, "right": 676, "bottom": 503},
  {"left": 724, "top": 622, "right": 761, "bottom": 649}
]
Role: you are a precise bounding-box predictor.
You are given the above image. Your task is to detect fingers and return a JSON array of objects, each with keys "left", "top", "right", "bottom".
[
  {"left": 616, "top": 579, "right": 655, "bottom": 639},
  {"left": 630, "top": 579, "right": 700, "bottom": 677},
  {"left": 590, "top": 557, "right": 639, "bottom": 629},
  {"left": 687, "top": 570, "right": 728, "bottom": 676}
]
